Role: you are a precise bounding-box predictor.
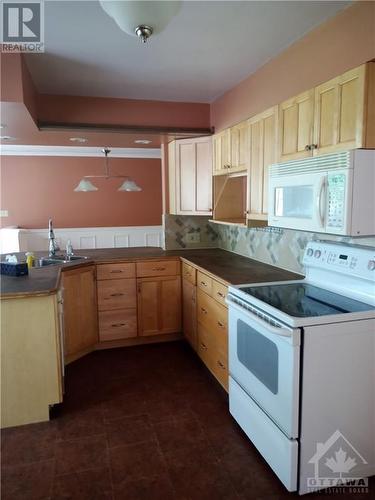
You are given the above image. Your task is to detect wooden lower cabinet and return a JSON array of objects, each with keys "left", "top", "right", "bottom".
[
  {"left": 98, "top": 308, "right": 137, "bottom": 341},
  {"left": 182, "top": 278, "right": 197, "bottom": 350},
  {"left": 62, "top": 265, "right": 98, "bottom": 364},
  {"left": 137, "top": 275, "right": 181, "bottom": 336},
  {"left": 197, "top": 287, "right": 229, "bottom": 391}
]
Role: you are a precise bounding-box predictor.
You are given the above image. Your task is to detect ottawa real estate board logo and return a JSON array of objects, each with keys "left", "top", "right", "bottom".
[
  {"left": 307, "top": 430, "right": 369, "bottom": 494},
  {"left": 1, "top": 1, "right": 44, "bottom": 52}
]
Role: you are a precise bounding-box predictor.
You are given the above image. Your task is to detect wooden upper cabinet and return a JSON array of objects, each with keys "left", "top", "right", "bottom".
[
  {"left": 62, "top": 265, "right": 98, "bottom": 363},
  {"left": 137, "top": 275, "right": 181, "bottom": 336},
  {"left": 247, "top": 106, "right": 277, "bottom": 222},
  {"left": 213, "top": 129, "right": 230, "bottom": 175},
  {"left": 278, "top": 89, "right": 314, "bottom": 162},
  {"left": 169, "top": 137, "right": 212, "bottom": 216},
  {"left": 229, "top": 121, "right": 249, "bottom": 173},
  {"left": 313, "top": 64, "right": 374, "bottom": 155}
]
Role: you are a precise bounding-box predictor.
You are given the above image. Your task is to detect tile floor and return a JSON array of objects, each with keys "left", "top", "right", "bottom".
[{"left": 1, "top": 341, "right": 373, "bottom": 499}]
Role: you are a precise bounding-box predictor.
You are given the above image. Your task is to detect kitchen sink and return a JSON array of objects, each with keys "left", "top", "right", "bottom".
[{"left": 34, "top": 255, "right": 89, "bottom": 267}]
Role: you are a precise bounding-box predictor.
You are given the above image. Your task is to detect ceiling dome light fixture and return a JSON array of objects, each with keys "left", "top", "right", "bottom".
[
  {"left": 74, "top": 148, "right": 142, "bottom": 193},
  {"left": 70, "top": 137, "right": 88, "bottom": 143},
  {"left": 99, "top": 1, "right": 181, "bottom": 43},
  {"left": 134, "top": 139, "right": 152, "bottom": 144}
]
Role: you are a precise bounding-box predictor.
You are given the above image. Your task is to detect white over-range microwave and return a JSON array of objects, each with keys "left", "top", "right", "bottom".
[{"left": 268, "top": 149, "right": 375, "bottom": 236}]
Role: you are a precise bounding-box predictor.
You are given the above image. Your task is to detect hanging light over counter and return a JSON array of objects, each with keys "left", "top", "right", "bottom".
[{"left": 74, "top": 148, "right": 142, "bottom": 192}]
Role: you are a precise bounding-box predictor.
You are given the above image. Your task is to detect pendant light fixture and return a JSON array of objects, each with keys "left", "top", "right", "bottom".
[
  {"left": 74, "top": 148, "right": 142, "bottom": 192},
  {"left": 99, "top": 1, "right": 181, "bottom": 43}
]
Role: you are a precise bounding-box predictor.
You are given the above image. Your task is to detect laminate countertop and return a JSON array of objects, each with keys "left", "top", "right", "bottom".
[{"left": 0, "top": 247, "right": 303, "bottom": 299}]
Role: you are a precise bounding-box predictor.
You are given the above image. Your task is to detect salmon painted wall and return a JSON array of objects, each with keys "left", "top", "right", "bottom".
[
  {"left": 0, "top": 156, "right": 162, "bottom": 229},
  {"left": 211, "top": 1, "right": 375, "bottom": 131}
]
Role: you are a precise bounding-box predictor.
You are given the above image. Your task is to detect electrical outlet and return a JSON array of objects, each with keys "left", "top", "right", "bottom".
[{"left": 185, "top": 233, "right": 201, "bottom": 243}]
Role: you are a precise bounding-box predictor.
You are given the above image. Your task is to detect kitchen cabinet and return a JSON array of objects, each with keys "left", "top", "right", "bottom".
[
  {"left": 136, "top": 259, "right": 181, "bottom": 337},
  {"left": 62, "top": 265, "right": 98, "bottom": 363},
  {"left": 278, "top": 90, "right": 314, "bottom": 162},
  {"left": 168, "top": 137, "right": 212, "bottom": 216},
  {"left": 212, "top": 173, "right": 247, "bottom": 226},
  {"left": 96, "top": 262, "right": 137, "bottom": 342},
  {"left": 278, "top": 63, "right": 375, "bottom": 162},
  {"left": 213, "top": 122, "right": 249, "bottom": 175},
  {"left": 247, "top": 106, "right": 277, "bottom": 224},
  {"left": 313, "top": 64, "right": 375, "bottom": 155},
  {"left": 1, "top": 293, "right": 63, "bottom": 427},
  {"left": 182, "top": 278, "right": 197, "bottom": 350},
  {"left": 137, "top": 275, "right": 181, "bottom": 336}
]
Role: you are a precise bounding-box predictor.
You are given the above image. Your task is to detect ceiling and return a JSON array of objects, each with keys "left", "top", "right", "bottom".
[{"left": 25, "top": 0, "right": 351, "bottom": 103}]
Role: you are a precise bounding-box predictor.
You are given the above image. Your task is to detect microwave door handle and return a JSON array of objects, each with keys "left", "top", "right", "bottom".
[
  {"left": 227, "top": 296, "right": 292, "bottom": 338},
  {"left": 316, "top": 177, "right": 327, "bottom": 227}
]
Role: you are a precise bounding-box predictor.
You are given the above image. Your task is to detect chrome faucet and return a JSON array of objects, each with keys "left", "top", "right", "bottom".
[{"left": 48, "top": 219, "right": 60, "bottom": 257}]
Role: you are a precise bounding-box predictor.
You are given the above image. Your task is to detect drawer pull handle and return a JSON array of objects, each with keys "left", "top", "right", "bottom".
[
  {"left": 110, "top": 270, "right": 123, "bottom": 273},
  {"left": 201, "top": 343, "right": 207, "bottom": 350},
  {"left": 200, "top": 281, "right": 208, "bottom": 287},
  {"left": 200, "top": 307, "right": 207, "bottom": 314},
  {"left": 111, "top": 323, "right": 127, "bottom": 328},
  {"left": 153, "top": 267, "right": 166, "bottom": 271},
  {"left": 217, "top": 292, "right": 225, "bottom": 298},
  {"left": 110, "top": 292, "right": 124, "bottom": 297},
  {"left": 217, "top": 360, "right": 226, "bottom": 370},
  {"left": 217, "top": 321, "right": 225, "bottom": 328}
]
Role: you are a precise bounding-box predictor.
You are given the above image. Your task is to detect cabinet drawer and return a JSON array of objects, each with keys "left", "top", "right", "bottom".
[
  {"left": 182, "top": 262, "right": 196, "bottom": 285},
  {"left": 136, "top": 260, "right": 180, "bottom": 277},
  {"left": 197, "top": 271, "right": 213, "bottom": 295},
  {"left": 97, "top": 262, "right": 135, "bottom": 280},
  {"left": 97, "top": 279, "right": 136, "bottom": 311},
  {"left": 197, "top": 288, "right": 227, "bottom": 336},
  {"left": 197, "top": 323, "right": 213, "bottom": 366},
  {"left": 212, "top": 354, "right": 229, "bottom": 391},
  {"left": 99, "top": 309, "right": 137, "bottom": 341},
  {"left": 212, "top": 280, "right": 228, "bottom": 307}
]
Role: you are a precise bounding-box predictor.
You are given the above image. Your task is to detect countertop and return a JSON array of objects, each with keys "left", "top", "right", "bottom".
[{"left": 0, "top": 247, "right": 303, "bottom": 299}]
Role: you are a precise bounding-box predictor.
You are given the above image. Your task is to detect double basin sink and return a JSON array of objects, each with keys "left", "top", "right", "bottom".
[{"left": 35, "top": 255, "right": 89, "bottom": 267}]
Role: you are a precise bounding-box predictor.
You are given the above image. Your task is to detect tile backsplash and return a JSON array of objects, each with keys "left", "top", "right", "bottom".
[{"left": 164, "top": 214, "right": 375, "bottom": 274}]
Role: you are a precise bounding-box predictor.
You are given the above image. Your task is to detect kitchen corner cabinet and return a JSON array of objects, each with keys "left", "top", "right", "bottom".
[
  {"left": 168, "top": 137, "right": 212, "bottom": 216},
  {"left": 278, "top": 63, "right": 375, "bottom": 162},
  {"left": 136, "top": 260, "right": 181, "bottom": 336},
  {"left": 62, "top": 265, "right": 98, "bottom": 364},
  {"left": 247, "top": 106, "right": 277, "bottom": 224},
  {"left": 213, "top": 121, "right": 249, "bottom": 175}
]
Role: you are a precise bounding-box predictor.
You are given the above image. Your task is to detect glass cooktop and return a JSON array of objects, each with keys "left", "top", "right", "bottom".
[{"left": 240, "top": 283, "right": 374, "bottom": 318}]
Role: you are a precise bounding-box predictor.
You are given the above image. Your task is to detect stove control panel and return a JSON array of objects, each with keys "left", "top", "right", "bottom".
[{"left": 303, "top": 241, "right": 375, "bottom": 280}]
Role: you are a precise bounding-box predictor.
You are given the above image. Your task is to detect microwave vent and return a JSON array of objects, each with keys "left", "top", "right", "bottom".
[{"left": 270, "top": 151, "right": 351, "bottom": 177}]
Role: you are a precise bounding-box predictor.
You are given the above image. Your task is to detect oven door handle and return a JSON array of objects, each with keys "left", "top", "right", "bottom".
[{"left": 227, "top": 296, "right": 294, "bottom": 339}]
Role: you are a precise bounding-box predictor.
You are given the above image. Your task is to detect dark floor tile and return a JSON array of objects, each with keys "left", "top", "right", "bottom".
[
  {"left": 106, "top": 414, "right": 156, "bottom": 448},
  {"left": 1, "top": 421, "right": 57, "bottom": 466},
  {"left": 190, "top": 398, "right": 234, "bottom": 429},
  {"left": 162, "top": 441, "right": 219, "bottom": 470},
  {"left": 113, "top": 474, "right": 176, "bottom": 500},
  {"left": 144, "top": 393, "right": 192, "bottom": 423},
  {"left": 55, "top": 435, "right": 108, "bottom": 476},
  {"left": 56, "top": 408, "right": 105, "bottom": 441},
  {"left": 52, "top": 466, "right": 113, "bottom": 500},
  {"left": 102, "top": 393, "right": 147, "bottom": 421},
  {"left": 153, "top": 415, "right": 207, "bottom": 454},
  {"left": 110, "top": 441, "right": 167, "bottom": 485},
  {"left": 205, "top": 421, "right": 253, "bottom": 458},
  {"left": 1, "top": 459, "right": 55, "bottom": 500}
]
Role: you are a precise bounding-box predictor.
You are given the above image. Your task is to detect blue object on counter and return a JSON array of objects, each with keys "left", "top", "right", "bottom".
[{"left": 0, "top": 261, "right": 29, "bottom": 277}]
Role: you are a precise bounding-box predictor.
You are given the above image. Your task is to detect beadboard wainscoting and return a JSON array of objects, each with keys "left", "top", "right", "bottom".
[{"left": 1, "top": 226, "right": 163, "bottom": 253}]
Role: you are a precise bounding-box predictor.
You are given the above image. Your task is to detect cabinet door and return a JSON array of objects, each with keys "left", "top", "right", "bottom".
[
  {"left": 137, "top": 276, "right": 181, "bottom": 336},
  {"left": 230, "top": 121, "right": 249, "bottom": 173},
  {"left": 63, "top": 265, "right": 98, "bottom": 362},
  {"left": 195, "top": 139, "right": 212, "bottom": 214},
  {"left": 314, "top": 65, "right": 366, "bottom": 155},
  {"left": 278, "top": 90, "right": 314, "bottom": 162},
  {"left": 182, "top": 278, "right": 197, "bottom": 350},
  {"left": 177, "top": 141, "right": 196, "bottom": 213},
  {"left": 213, "top": 130, "right": 230, "bottom": 175},
  {"left": 247, "top": 106, "right": 277, "bottom": 222}
]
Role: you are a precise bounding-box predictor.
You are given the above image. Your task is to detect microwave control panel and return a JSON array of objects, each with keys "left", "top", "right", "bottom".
[{"left": 326, "top": 173, "right": 346, "bottom": 229}]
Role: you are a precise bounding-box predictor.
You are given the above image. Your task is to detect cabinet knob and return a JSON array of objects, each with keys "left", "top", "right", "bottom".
[
  {"left": 200, "top": 281, "right": 208, "bottom": 287},
  {"left": 217, "top": 360, "right": 226, "bottom": 370},
  {"left": 111, "top": 323, "right": 127, "bottom": 328},
  {"left": 311, "top": 144, "right": 318, "bottom": 150},
  {"left": 200, "top": 307, "right": 207, "bottom": 314},
  {"left": 305, "top": 145, "right": 311, "bottom": 151},
  {"left": 217, "top": 292, "right": 225, "bottom": 298},
  {"left": 201, "top": 342, "right": 207, "bottom": 350},
  {"left": 217, "top": 321, "right": 225, "bottom": 328}
]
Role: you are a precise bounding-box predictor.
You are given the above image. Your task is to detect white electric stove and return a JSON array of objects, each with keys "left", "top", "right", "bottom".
[{"left": 227, "top": 241, "right": 375, "bottom": 495}]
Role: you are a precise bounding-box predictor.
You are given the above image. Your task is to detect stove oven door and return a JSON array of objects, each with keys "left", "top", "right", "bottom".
[{"left": 227, "top": 295, "right": 301, "bottom": 439}]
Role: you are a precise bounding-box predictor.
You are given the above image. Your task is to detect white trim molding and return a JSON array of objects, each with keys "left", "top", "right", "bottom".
[
  {"left": 1, "top": 226, "right": 164, "bottom": 253},
  {"left": 0, "top": 145, "right": 161, "bottom": 159}
]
